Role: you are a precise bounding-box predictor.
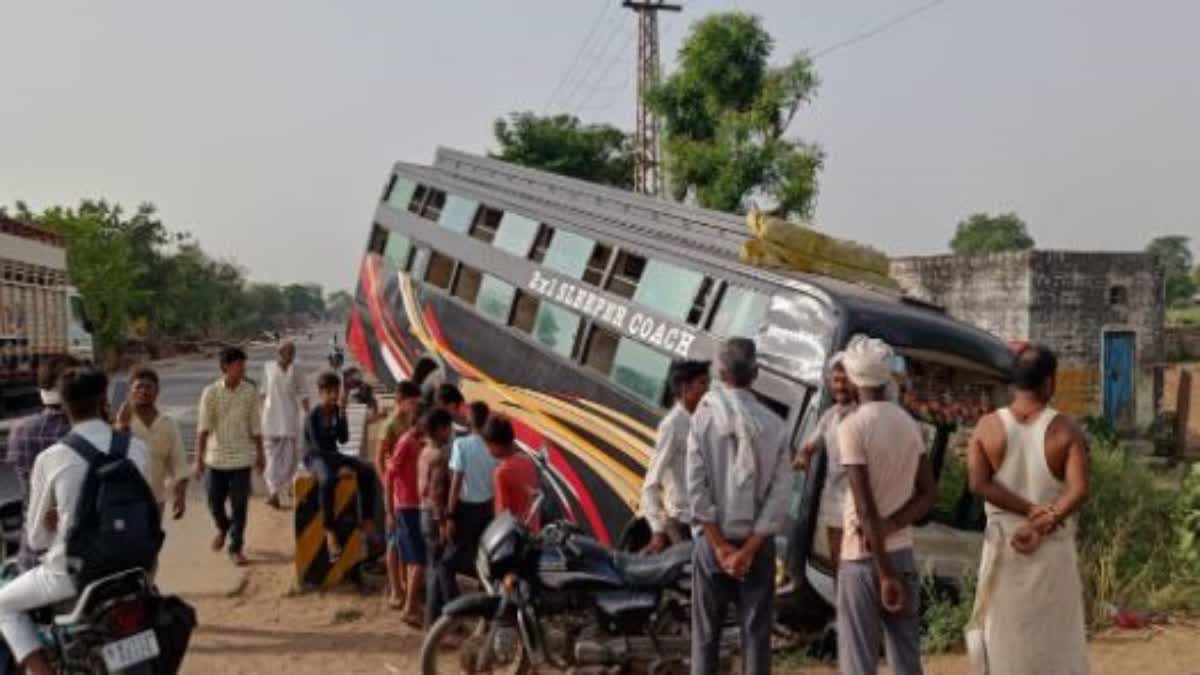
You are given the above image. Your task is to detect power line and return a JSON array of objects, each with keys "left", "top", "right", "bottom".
[
  {"left": 559, "top": 18, "right": 633, "bottom": 112},
  {"left": 543, "top": 1, "right": 619, "bottom": 112},
  {"left": 812, "top": 0, "right": 948, "bottom": 61}
]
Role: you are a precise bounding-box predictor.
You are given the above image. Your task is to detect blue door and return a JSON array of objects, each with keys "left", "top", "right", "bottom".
[{"left": 1103, "top": 332, "right": 1135, "bottom": 428}]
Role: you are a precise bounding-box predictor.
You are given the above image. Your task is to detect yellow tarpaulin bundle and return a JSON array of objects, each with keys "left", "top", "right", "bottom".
[{"left": 740, "top": 210, "right": 899, "bottom": 290}]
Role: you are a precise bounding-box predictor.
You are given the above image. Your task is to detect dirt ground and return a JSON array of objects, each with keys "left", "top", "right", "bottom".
[{"left": 179, "top": 502, "right": 1200, "bottom": 674}]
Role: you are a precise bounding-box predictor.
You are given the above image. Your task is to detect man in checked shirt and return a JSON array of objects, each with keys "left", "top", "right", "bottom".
[{"left": 1, "top": 356, "right": 78, "bottom": 569}]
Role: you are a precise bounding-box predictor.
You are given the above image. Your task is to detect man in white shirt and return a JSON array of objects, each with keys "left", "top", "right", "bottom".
[
  {"left": 0, "top": 369, "right": 150, "bottom": 675},
  {"left": 640, "top": 359, "right": 710, "bottom": 553},
  {"left": 261, "top": 341, "right": 309, "bottom": 508}
]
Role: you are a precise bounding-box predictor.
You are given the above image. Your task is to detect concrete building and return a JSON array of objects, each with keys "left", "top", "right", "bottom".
[{"left": 890, "top": 251, "right": 1165, "bottom": 430}]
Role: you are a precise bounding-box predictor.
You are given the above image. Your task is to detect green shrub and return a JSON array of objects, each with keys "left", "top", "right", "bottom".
[{"left": 921, "top": 571, "right": 977, "bottom": 654}]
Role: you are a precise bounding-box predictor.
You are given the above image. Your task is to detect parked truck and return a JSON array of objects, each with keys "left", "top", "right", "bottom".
[{"left": 0, "top": 216, "right": 94, "bottom": 448}]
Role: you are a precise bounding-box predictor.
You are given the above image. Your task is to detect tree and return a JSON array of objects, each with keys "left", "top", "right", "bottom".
[
  {"left": 949, "top": 212, "right": 1035, "bottom": 256},
  {"left": 326, "top": 290, "right": 354, "bottom": 321},
  {"left": 648, "top": 12, "right": 823, "bottom": 219},
  {"left": 492, "top": 112, "right": 634, "bottom": 189},
  {"left": 34, "top": 201, "right": 139, "bottom": 357},
  {"left": 1146, "top": 235, "right": 1197, "bottom": 306}
]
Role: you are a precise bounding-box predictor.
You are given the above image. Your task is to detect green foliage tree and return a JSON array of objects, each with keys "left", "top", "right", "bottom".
[
  {"left": 11, "top": 199, "right": 325, "bottom": 356},
  {"left": 492, "top": 112, "right": 634, "bottom": 189},
  {"left": 949, "top": 212, "right": 1036, "bottom": 256},
  {"left": 1146, "top": 235, "right": 1198, "bottom": 306},
  {"left": 325, "top": 290, "right": 354, "bottom": 321},
  {"left": 648, "top": 12, "right": 823, "bottom": 219},
  {"left": 34, "top": 201, "right": 139, "bottom": 356}
]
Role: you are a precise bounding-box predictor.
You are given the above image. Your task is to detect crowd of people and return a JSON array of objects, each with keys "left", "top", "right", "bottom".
[
  {"left": 0, "top": 330, "right": 1091, "bottom": 675},
  {"left": 637, "top": 337, "right": 1091, "bottom": 675}
]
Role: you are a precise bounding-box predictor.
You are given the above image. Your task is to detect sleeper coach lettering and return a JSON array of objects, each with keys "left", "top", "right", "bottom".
[{"left": 528, "top": 269, "right": 695, "bottom": 358}]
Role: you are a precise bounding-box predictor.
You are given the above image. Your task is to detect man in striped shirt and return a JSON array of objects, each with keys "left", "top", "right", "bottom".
[{"left": 193, "top": 347, "right": 264, "bottom": 566}]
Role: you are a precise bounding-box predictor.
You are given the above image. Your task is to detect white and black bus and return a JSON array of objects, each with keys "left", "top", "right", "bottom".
[{"left": 346, "top": 148, "right": 1013, "bottom": 628}]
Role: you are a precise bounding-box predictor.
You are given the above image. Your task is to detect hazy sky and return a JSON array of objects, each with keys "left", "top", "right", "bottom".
[{"left": 2, "top": 1, "right": 1198, "bottom": 293}]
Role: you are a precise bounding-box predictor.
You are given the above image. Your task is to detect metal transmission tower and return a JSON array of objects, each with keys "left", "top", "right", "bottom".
[{"left": 623, "top": 1, "right": 680, "bottom": 196}]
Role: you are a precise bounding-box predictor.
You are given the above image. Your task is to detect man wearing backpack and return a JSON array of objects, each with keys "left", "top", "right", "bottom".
[{"left": 0, "top": 368, "right": 154, "bottom": 675}]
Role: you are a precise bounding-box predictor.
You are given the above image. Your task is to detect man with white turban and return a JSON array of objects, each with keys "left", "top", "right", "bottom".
[{"left": 836, "top": 337, "right": 936, "bottom": 675}]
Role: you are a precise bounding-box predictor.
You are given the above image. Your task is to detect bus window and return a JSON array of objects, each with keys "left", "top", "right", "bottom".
[
  {"left": 611, "top": 338, "right": 672, "bottom": 407},
  {"left": 532, "top": 303, "right": 581, "bottom": 358},
  {"left": 411, "top": 247, "right": 430, "bottom": 278},
  {"left": 425, "top": 251, "right": 455, "bottom": 289},
  {"left": 476, "top": 275, "right": 516, "bottom": 323},
  {"left": 530, "top": 224, "right": 554, "bottom": 263},
  {"left": 583, "top": 325, "right": 671, "bottom": 408},
  {"left": 511, "top": 291, "right": 540, "bottom": 333},
  {"left": 382, "top": 232, "right": 413, "bottom": 273},
  {"left": 453, "top": 265, "right": 483, "bottom": 304},
  {"left": 582, "top": 325, "right": 619, "bottom": 376},
  {"left": 606, "top": 251, "right": 646, "bottom": 299},
  {"left": 493, "top": 212, "right": 541, "bottom": 257},
  {"left": 632, "top": 259, "right": 704, "bottom": 322},
  {"left": 367, "top": 224, "right": 388, "bottom": 255},
  {"left": 710, "top": 285, "right": 770, "bottom": 338},
  {"left": 688, "top": 277, "right": 716, "bottom": 325},
  {"left": 409, "top": 185, "right": 429, "bottom": 214},
  {"left": 584, "top": 244, "right": 613, "bottom": 286},
  {"left": 470, "top": 206, "right": 503, "bottom": 244},
  {"left": 385, "top": 177, "right": 417, "bottom": 212},
  {"left": 543, "top": 229, "right": 603, "bottom": 281},
  {"left": 419, "top": 189, "right": 447, "bottom": 221},
  {"left": 438, "top": 195, "right": 478, "bottom": 234}
]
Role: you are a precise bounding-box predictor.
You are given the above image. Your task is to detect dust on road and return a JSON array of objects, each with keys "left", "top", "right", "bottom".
[{"left": 177, "top": 503, "right": 1200, "bottom": 674}]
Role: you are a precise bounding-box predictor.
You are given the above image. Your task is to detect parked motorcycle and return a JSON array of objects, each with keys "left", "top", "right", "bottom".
[
  {"left": 0, "top": 564, "right": 194, "bottom": 675},
  {"left": 419, "top": 513, "right": 737, "bottom": 675}
]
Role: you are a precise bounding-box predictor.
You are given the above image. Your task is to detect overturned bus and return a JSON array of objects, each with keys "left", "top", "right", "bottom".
[{"left": 346, "top": 148, "right": 1013, "bottom": 629}]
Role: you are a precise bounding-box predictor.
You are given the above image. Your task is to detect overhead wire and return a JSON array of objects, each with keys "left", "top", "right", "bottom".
[
  {"left": 811, "top": 0, "right": 948, "bottom": 61},
  {"left": 558, "top": 14, "right": 634, "bottom": 112},
  {"left": 543, "top": 1, "right": 619, "bottom": 112}
]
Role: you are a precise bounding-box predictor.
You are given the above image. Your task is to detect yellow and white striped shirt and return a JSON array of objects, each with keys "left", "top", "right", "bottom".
[{"left": 198, "top": 378, "right": 262, "bottom": 470}]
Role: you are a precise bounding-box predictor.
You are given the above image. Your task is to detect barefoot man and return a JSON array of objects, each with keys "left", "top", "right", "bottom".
[{"left": 966, "top": 345, "right": 1089, "bottom": 675}]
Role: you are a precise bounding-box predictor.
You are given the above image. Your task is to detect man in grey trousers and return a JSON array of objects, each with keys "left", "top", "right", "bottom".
[
  {"left": 836, "top": 337, "right": 937, "bottom": 675},
  {"left": 687, "top": 338, "right": 792, "bottom": 675}
]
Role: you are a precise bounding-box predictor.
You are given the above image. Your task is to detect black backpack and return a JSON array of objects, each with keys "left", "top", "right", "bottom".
[{"left": 61, "top": 432, "right": 164, "bottom": 587}]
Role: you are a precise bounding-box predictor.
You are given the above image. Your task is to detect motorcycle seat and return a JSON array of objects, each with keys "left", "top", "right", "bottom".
[{"left": 614, "top": 542, "right": 692, "bottom": 588}]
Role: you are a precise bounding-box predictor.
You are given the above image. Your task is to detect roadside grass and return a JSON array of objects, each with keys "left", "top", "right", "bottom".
[{"left": 1168, "top": 306, "right": 1200, "bottom": 326}]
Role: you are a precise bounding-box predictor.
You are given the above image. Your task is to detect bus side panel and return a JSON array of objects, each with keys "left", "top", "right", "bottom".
[{"left": 351, "top": 254, "right": 648, "bottom": 544}]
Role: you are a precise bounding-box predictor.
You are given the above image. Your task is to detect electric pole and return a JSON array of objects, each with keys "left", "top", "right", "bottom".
[{"left": 623, "top": 0, "right": 680, "bottom": 196}]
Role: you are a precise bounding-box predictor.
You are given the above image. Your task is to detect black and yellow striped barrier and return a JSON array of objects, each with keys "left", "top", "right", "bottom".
[{"left": 294, "top": 470, "right": 365, "bottom": 590}]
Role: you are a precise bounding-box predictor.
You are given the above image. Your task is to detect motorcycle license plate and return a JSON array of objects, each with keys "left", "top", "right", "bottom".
[{"left": 100, "top": 629, "right": 160, "bottom": 671}]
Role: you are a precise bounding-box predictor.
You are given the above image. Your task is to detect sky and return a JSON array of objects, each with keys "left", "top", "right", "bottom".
[{"left": 2, "top": 0, "right": 1198, "bottom": 293}]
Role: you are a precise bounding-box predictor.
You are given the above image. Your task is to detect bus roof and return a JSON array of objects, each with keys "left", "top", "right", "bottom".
[{"left": 392, "top": 148, "right": 1014, "bottom": 377}]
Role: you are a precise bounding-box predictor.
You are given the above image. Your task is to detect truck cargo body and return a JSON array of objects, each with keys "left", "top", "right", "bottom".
[{"left": 0, "top": 218, "right": 90, "bottom": 439}]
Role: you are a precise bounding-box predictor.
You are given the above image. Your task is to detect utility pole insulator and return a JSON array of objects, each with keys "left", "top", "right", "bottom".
[{"left": 624, "top": 0, "right": 681, "bottom": 197}]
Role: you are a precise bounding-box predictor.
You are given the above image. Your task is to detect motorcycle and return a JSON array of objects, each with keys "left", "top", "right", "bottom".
[
  {"left": 418, "top": 513, "right": 738, "bottom": 675},
  {"left": 0, "top": 564, "right": 194, "bottom": 675},
  {"left": 328, "top": 346, "right": 345, "bottom": 371},
  {"left": 0, "top": 467, "right": 194, "bottom": 674}
]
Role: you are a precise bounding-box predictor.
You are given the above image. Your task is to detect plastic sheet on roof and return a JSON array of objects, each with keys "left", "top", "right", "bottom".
[{"left": 739, "top": 210, "right": 899, "bottom": 291}]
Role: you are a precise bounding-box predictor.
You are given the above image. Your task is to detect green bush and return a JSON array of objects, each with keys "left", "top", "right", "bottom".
[{"left": 921, "top": 572, "right": 977, "bottom": 654}]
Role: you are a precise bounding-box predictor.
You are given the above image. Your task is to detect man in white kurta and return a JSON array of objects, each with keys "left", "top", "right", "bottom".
[{"left": 261, "top": 341, "right": 308, "bottom": 507}]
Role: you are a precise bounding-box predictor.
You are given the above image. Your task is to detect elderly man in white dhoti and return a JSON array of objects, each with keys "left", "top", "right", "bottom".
[
  {"left": 966, "top": 345, "right": 1090, "bottom": 675},
  {"left": 261, "top": 340, "right": 309, "bottom": 508}
]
